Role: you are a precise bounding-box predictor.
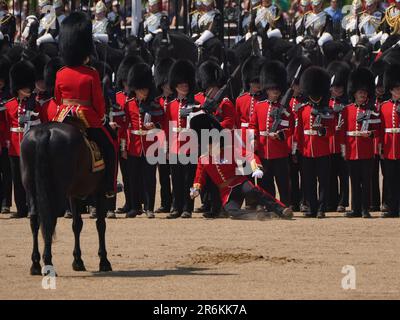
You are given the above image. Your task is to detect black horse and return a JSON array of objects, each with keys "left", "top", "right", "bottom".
[{"left": 20, "top": 119, "right": 112, "bottom": 275}]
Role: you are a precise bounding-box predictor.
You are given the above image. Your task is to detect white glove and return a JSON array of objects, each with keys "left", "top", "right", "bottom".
[
  {"left": 350, "top": 34, "right": 360, "bottom": 47},
  {"left": 190, "top": 187, "right": 200, "bottom": 199},
  {"left": 245, "top": 32, "right": 252, "bottom": 41},
  {"left": 381, "top": 32, "right": 389, "bottom": 45},
  {"left": 369, "top": 31, "right": 382, "bottom": 46},
  {"left": 195, "top": 38, "right": 204, "bottom": 46},
  {"left": 144, "top": 33, "right": 153, "bottom": 43},
  {"left": 234, "top": 35, "right": 243, "bottom": 44},
  {"left": 267, "top": 29, "right": 282, "bottom": 39},
  {"left": 36, "top": 33, "right": 55, "bottom": 47},
  {"left": 0, "top": 31, "right": 3, "bottom": 41},
  {"left": 296, "top": 35, "right": 304, "bottom": 44},
  {"left": 318, "top": 32, "right": 333, "bottom": 47},
  {"left": 252, "top": 169, "right": 263, "bottom": 179}
]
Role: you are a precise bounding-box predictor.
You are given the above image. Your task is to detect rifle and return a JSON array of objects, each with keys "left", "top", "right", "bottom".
[
  {"left": 179, "top": 63, "right": 242, "bottom": 118},
  {"left": 355, "top": 97, "right": 376, "bottom": 132},
  {"left": 269, "top": 64, "right": 302, "bottom": 133}
]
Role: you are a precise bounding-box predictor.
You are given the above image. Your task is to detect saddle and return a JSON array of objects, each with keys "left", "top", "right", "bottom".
[{"left": 56, "top": 116, "right": 105, "bottom": 173}]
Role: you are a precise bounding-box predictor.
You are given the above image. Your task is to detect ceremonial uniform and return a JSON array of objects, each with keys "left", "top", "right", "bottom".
[
  {"left": 0, "top": 2, "right": 16, "bottom": 45},
  {"left": 36, "top": 1, "right": 60, "bottom": 47},
  {"left": 340, "top": 67, "right": 380, "bottom": 218},
  {"left": 379, "top": 64, "right": 400, "bottom": 217},
  {"left": 254, "top": 3, "right": 284, "bottom": 36},
  {"left": 326, "top": 61, "right": 350, "bottom": 212},
  {"left": 296, "top": 67, "right": 335, "bottom": 217},
  {"left": 382, "top": 2, "right": 400, "bottom": 35},
  {"left": 92, "top": 1, "right": 111, "bottom": 43},
  {"left": 249, "top": 61, "right": 293, "bottom": 206}
]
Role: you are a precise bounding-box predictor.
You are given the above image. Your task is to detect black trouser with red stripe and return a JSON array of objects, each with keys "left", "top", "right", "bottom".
[
  {"left": 370, "top": 155, "right": 381, "bottom": 209},
  {"left": 9, "top": 156, "right": 28, "bottom": 216},
  {"left": 260, "top": 157, "right": 290, "bottom": 207},
  {"left": 382, "top": 159, "right": 400, "bottom": 215},
  {"left": 0, "top": 147, "right": 12, "bottom": 209},
  {"left": 170, "top": 163, "right": 197, "bottom": 214},
  {"left": 158, "top": 162, "right": 172, "bottom": 210},
  {"left": 328, "top": 153, "right": 349, "bottom": 209},
  {"left": 119, "top": 152, "right": 131, "bottom": 211},
  {"left": 224, "top": 181, "right": 286, "bottom": 217},
  {"left": 128, "top": 155, "right": 157, "bottom": 212},
  {"left": 289, "top": 152, "right": 303, "bottom": 209},
  {"left": 347, "top": 159, "right": 373, "bottom": 214},
  {"left": 302, "top": 156, "right": 330, "bottom": 215}
]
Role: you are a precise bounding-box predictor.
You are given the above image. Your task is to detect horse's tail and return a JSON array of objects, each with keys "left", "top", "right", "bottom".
[{"left": 35, "top": 129, "right": 56, "bottom": 240}]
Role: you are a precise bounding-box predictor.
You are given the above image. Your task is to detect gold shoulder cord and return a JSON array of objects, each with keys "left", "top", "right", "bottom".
[
  {"left": 383, "top": 4, "right": 400, "bottom": 34},
  {"left": 0, "top": 14, "right": 12, "bottom": 26}
]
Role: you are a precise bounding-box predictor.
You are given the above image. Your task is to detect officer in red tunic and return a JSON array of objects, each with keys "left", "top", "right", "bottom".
[
  {"left": 154, "top": 57, "right": 175, "bottom": 214},
  {"left": 0, "top": 56, "right": 12, "bottom": 214},
  {"left": 54, "top": 12, "right": 116, "bottom": 198},
  {"left": 189, "top": 113, "right": 293, "bottom": 219},
  {"left": 114, "top": 54, "right": 145, "bottom": 214},
  {"left": 380, "top": 64, "right": 400, "bottom": 218},
  {"left": 340, "top": 67, "right": 380, "bottom": 218},
  {"left": 249, "top": 60, "right": 294, "bottom": 207},
  {"left": 286, "top": 56, "right": 312, "bottom": 212},
  {"left": 165, "top": 60, "right": 198, "bottom": 219},
  {"left": 295, "top": 66, "right": 335, "bottom": 218},
  {"left": 371, "top": 60, "right": 389, "bottom": 213},
  {"left": 194, "top": 60, "right": 236, "bottom": 218},
  {"left": 5, "top": 60, "right": 40, "bottom": 218},
  {"left": 326, "top": 61, "right": 350, "bottom": 213},
  {"left": 125, "top": 62, "right": 164, "bottom": 219},
  {"left": 235, "top": 55, "right": 265, "bottom": 210}
]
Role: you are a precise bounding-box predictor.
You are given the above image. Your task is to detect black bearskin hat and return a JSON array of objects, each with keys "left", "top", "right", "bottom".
[
  {"left": 286, "top": 56, "right": 312, "bottom": 86},
  {"left": 154, "top": 57, "right": 175, "bottom": 90},
  {"left": 300, "top": 66, "right": 330, "bottom": 100},
  {"left": 168, "top": 59, "right": 196, "bottom": 92},
  {"left": 0, "top": 55, "right": 11, "bottom": 83},
  {"left": 241, "top": 55, "right": 266, "bottom": 91},
  {"left": 384, "top": 63, "right": 400, "bottom": 92},
  {"left": 260, "top": 60, "right": 287, "bottom": 93},
  {"left": 116, "top": 54, "right": 144, "bottom": 90},
  {"left": 31, "top": 53, "right": 51, "bottom": 81},
  {"left": 59, "top": 11, "right": 93, "bottom": 66},
  {"left": 327, "top": 61, "right": 351, "bottom": 89},
  {"left": 44, "top": 57, "right": 64, "bottom": 93},
  {"left": 371, "top": 59, "right": 387, "bottom": 88},
  {"left": 196, "top": 60, "right": 225, "bottom": 91},
  {"left": 9, "top": 60, "right": 36, "bottom": 95},
  {"left": 127, "top": 62, "right": 154, "bottom": 90},
  {"left": 348, "top": 67, "right": 375, "bottom": 100},
  {"left": 322, "top": 40, "right": 350, "bottom": 65}
]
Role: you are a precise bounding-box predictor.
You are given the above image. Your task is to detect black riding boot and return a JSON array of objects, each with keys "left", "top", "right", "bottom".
[{"left": 87, "top": 128, "right": 117, "bottom": 196}]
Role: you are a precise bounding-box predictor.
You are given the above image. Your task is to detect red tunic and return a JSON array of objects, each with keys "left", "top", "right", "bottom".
[
  {"left": 193, "top": 146, "right": 262, "bottom": 205},
  {"left": 295, "top": 104, "right": 335, "bottom": 158},
  {"left": 165, "top": 98, "right": 193, "bottom": 155},
  {"left": 112, "top": 91, "right": 128, "bottom": 150},
  {"left": 54, "top": 65, "right": 105, "bottom": 128},
  {"left": 125, "top": 97, "right": 164, "bottom": 157},
  {"left": 4, "top": 97, "right": 41, "bottom": 157},
  {"left": 380, "top": 100, "right": 400, "bottom": 160},
  {"left": 328, "top": 97, "right": 346, "bottom": 155},
  {"left": 340, "top": 103, "right": 381, "bottom": 160},
  {"left": 249, "top": 99, "right": 294, "bottom": 159},
  {"left": 194, "top": 92, "right": 236, "bottom": 129}
]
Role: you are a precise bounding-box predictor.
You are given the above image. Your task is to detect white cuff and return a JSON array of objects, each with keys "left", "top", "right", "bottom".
[
  {"left": 198, "top": 30, "right": 214, "bottom": 44},
  {"left": 36, "top": 33, "right": 55, "bottom": 46},
  {"left": 369, "top": 32, "right": 382, "bottom": 46},
  {"left": 267, "top": 29, "right": 282, "bottom": 39},
  {"left": 350, "top": 34, "right": 360, "bottom": 47},
  {"left": 318, "top": 32, "right": 333, "bottom": 47}
]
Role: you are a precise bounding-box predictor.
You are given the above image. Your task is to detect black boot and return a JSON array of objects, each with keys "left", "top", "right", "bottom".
[{"left": 344, "top": 211, "right": 362, "bottom": 218}]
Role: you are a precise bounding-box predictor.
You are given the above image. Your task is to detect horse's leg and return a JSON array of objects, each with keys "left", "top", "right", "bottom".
[
  {"left": 71, "top": 198, "right": 86, "bottom": 271},
  {"left": 96, "top": 193, "right": 112, "bottom": 272},
  {"left": 30, "top": 213, "right": 41, "bottom": 275},
  {"left": 42, "top": 216, "right": 57, "bottom": 271}
]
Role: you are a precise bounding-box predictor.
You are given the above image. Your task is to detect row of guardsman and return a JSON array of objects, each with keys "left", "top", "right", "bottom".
[{"left": 1, "top": 1, "right": 400, "bottom": 220}]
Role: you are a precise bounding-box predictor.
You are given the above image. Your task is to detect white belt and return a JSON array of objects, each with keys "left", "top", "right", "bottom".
[
  {"left": 304, "top": 129, "right": 318, "bottom": 136},
  {"left": 111, "top": 111, "right": 125, "bottom": 117},
  {"left": 385, "top": 128, "right": 400, "bottom": 133},
  {"left": 131, "top": 129, "right": 148, "bottom": 136},
  {"left": 347, "top": 131, "right": 366, "bottom": 137},
  {"left": 259, "top": 131, "right": 275, "bottom": 137},
  {"left": 172, "top": 127, "right": 190, "bottom": 133},
  {"left": 241, "top": 123, "right": 249, "bottom": 128},
  {"left": 10, "top": 127, "right": 24, "bottom": 133}
]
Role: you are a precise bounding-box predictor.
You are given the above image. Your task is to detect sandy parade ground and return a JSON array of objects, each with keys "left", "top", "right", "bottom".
[{"left": 0, "top": 185, "right": 399, "bottom": 300}]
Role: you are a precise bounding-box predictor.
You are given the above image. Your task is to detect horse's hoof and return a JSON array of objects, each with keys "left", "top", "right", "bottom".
[
  {"left": 99, "top": 261, "right": 112, "bottom": 272},
  {"left": 72, "top": 260, "right": 86, "bottom": 272},
  {"left": 30, "top": 263, "right": 42, "bottom": 276}
]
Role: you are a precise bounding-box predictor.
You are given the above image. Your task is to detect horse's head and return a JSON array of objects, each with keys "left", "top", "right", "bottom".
[
  {"left": 21, "top": 15, "right": 39, "bottom": 49},
  {"left": 350, "top": 37, "right": 373, "bottom": 68},
  {"left": 301, "top": 36, "right": 319, "bottom": 59}
]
